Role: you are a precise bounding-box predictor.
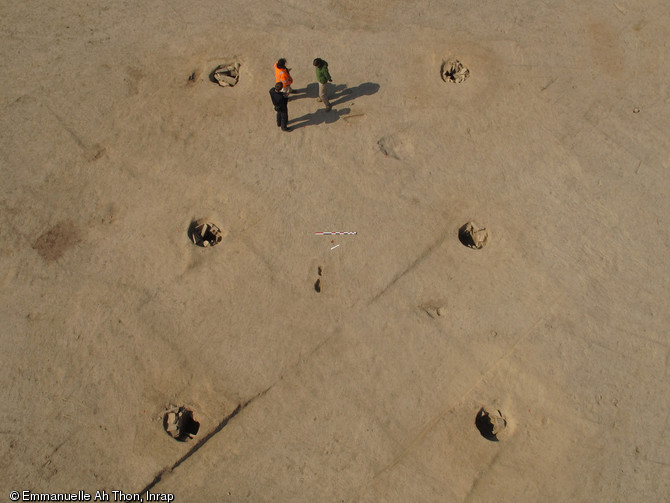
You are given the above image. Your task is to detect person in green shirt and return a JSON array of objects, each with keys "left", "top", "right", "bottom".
[{"left": 313, "top": 58, "right": 332, "bottom": 112}]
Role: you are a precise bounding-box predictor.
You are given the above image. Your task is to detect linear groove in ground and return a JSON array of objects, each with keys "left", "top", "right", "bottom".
[
  {"left": 139, "top": 322, "right": 346, "bottom": 494},
  {"left": 140, "top": 385, "right": 273, "bottom": 494},
  {"left": 368, "top": 230, "right": 450, "bottom": 305}
]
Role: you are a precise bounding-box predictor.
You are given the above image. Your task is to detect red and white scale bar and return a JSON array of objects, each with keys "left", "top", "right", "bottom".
[{"left": 315, "top": 231, "right": 357, "bottom": 235}]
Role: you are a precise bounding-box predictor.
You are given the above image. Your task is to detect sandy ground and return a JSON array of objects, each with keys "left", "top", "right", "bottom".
[{"left": 1, "top": 0, "right": 669, "bottom": 501}]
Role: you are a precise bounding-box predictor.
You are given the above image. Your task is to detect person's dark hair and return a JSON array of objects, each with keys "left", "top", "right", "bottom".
[
  {"left": 274, "top": 82, "right": 283, "bottom": 91},
  {"left": 277, "top": 58, "right": 287, "bottom": 68},
  {"left": 313, "top": 58, "right": 323, "bottom": 68}
]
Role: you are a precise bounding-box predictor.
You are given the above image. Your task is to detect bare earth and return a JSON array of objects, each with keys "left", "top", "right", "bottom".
[{"left": 1, "top": 0, "right": 669, "bottom": 501}]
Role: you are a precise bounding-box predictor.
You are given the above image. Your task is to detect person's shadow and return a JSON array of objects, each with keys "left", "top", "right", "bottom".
[
  {"left": 289, "top": 107, "right": 352, "bottom": 129},
  {"left": 287, "top": 83, "right": 318, "bottom": 100},
  {"left": 288, "top": 82, "right": 379, "bottom": 129},
  {"left": 329, "top": 82, "right": 380, "bottom": 106},
  {"left": 292, "top": 82, "right": 380, "bottom": 104}
]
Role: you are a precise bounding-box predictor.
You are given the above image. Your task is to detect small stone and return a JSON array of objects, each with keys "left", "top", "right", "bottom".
[
  {"left": 437, "top": 307, "right": 446, "bottom": 316},
  {"left": 216, "top": 74, "right": 238, "bottom": 86}
]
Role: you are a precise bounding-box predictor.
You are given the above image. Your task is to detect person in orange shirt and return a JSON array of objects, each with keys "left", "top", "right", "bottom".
[{"left": 274, "top": 58, "right": 293, "bottom": 94}]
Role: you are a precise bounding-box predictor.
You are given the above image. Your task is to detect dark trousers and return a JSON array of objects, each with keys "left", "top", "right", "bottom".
[{"left": 276, "top": 109, "right": 288, "bottom": 130}]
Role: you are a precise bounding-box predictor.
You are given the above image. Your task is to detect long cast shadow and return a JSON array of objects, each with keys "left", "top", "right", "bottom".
[
  {"left": 291, "top": 81, "right": 380, "bottom": 105},
  {"left": 287, "top": 81, "right": 379, "bottom": 129},
  {"left": 288, "top": 83, "right": 319, "bottom": 100},
  {"left": 289, "top": 107, "right": 352, "bottom": 130},
  {"left": 329, "top": 82, "right": 380, "bottom": 106}
]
